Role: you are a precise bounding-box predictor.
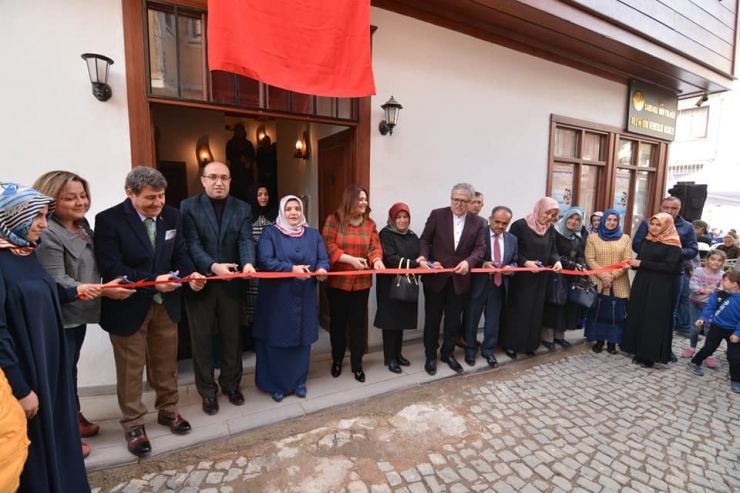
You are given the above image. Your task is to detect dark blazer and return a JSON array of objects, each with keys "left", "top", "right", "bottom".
[
  {"left": 94, "top": 199, "right": 196, "bottom": 336},
  {"left": 180, "top": 193, "right": 255, "bottom": 297},
  {"left": 469, "top": 228, "right": 518, "bottom": 299},
  {"left": 419, "top": 207, "right": 487, "bottom": 294}
]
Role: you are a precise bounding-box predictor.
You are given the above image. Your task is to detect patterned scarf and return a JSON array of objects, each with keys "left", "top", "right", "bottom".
[{"left": 0, "top": 182, "right": 55, "bottom": 255}]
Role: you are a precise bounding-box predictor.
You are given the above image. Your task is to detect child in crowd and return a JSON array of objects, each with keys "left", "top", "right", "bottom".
[
  {"left": 687, "top": 271, "right": 740, "bottom": 393},
  {"left": 683, "top": 250, "right": 726, "bottom": 367}
]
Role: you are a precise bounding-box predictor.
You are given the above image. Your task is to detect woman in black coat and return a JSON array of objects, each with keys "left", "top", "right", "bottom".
[{"left": 374, "top": 203, "right": 420, "bottom": 373}]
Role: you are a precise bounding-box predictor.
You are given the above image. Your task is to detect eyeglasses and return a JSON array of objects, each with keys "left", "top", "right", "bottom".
[
  {"left": 451, "top": 198, "right": 470, "bottom": 205},
  {"left": 203, "top": 174, "right": 231, "bottom": 182}
]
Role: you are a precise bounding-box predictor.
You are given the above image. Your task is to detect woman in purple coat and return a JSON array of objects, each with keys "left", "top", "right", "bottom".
[{"left": 253, "top": 195, "right": 330, "bottom": 402}]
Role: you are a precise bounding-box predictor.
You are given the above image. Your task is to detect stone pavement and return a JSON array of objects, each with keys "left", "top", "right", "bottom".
[{"left": 90, "top": 335, "right": 740, "bottom": 493}]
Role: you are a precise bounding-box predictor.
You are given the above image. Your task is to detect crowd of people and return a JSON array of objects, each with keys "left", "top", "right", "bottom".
[{"left": 2, "top": 166, "right": 740, "bottom": 492}]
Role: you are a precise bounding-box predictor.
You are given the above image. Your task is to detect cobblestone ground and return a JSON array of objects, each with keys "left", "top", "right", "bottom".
[{"left": 92, "top": 337, "right": 740, "bottom": 493}]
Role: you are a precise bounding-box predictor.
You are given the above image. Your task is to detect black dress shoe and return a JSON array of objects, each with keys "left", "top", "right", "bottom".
[
  {"left": 670, "top": 352, "right": 678, "bottom": 363},
  {"left": 424, "top": 356, "right": 437, "bottom": 375},
  {"left": 606, "top": 342, "right": 617, "bottom": 355},
  {"left": 353, "top": 370, "right": 366, "bottom": 382},
  {"left": 541, "top": 341, "right": 556, "bottom": 352},
  {"left": 554, "top": 338, "right": 572, "bottom": 348},
  {"left": 331, "top": 360, "right": 342, "bottom": 378},
  {"left": 397, "top": 355, "right": 410, "bottom": 366},
  {"left": 504, "top": 349, "right": 517, "bottom": 359},
  {"left": 157, "top": 414, "right": 192, "bottom": 434},
  {"left": 125, "top": 425, "right": 151, "bottom": 457},
  {"left": 202, "top": 396, "right": 219, "bottom": 415},
  {"left": 442, "top": 356, "right": 464, "bottom": 374},
  {"left": 485, "top": 355, "right": 498, "bottom": 368},
  {"left": 388, "top": 360, "right": 402, "bottom": 374},
  {"left": 464, "top": 356, "right": 476, "bottom": 367},
  {"left": 225, "top": 389, "right": 245, "bottom": 406},
  {"left": 525, "top": 351, "right": 536, "bottom": 356},
  {"left": 592, "top": 341, "right": 604, "bottom": 353}
]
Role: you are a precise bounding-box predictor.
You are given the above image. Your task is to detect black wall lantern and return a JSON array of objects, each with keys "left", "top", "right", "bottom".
[
  {"left": 378, "top": 96, "right": 403, "bottom": 136},
  {"left": 81, "top": 53, "right": 114, "bottom": 102}
]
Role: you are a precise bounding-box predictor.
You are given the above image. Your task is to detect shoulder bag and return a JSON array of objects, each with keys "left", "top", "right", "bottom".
[
  {"left": 546, "top": 272, "right": 568, "bottom": 306},
  {"left": 389, "top": 258, "right": 419, "bottom": 302},
  {"left": 568, "top": 276, "right": 597, "bottom": 308},
  {"left": 593, "top": 287, "right": 627, "bottom": 327}
]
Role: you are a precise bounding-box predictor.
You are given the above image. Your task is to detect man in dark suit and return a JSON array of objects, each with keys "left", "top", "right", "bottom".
[
  {"left": 95, "top": 167, "right": 206, "bottom": 457},
  {"left": 463, "top": 206, "right": 518, "bottom": 368},
  {"left": 180, "top": 161, "right": 255, "bottom": 416},
  {"left": 419, "top": 183, "right": 486, "bottom": 375}
]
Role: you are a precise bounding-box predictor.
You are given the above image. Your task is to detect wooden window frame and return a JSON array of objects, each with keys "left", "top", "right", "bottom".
[{"left": 548, "top": 115, "right": 669, "bottom": 235}]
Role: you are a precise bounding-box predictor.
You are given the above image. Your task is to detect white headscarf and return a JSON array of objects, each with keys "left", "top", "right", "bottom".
[{"left": 274, "top": 195, "right": 307, "bottom": 237}]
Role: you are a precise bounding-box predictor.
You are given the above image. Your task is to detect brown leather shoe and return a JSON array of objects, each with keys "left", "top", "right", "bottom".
[
  {"left": 125, "top": 425, "right": 151, "bottom": 457},
  {"left": 157, "top": 413, "right": 192, "bottom": 434},
  {"left": 455, "top": 337, "right": 466, "bottom": 349},
  {"left": 81, "top": 441, "right": 91, "bottom": 458},
  {"left": 79, "top": 412, "right": 100, "bottom": 438}
]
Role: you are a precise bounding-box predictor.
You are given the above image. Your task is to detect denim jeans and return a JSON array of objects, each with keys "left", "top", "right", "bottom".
[
  {"left": 674, "top": 273, "right": 691, "bottom": 333},
  {"left": 688, "top": 302, "right": 705, "bottom": 349}
]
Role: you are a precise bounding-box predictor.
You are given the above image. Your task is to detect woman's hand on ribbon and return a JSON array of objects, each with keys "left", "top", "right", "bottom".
[
  {"left": 373, "top": 259, "right": 386, "bottom": 270},
  {"left": 315, "top": 267, "right": 328, "bottom": 282},
  {"left": 292, "top": 265, "right": 312, "bottom": 280},
  {"left": 552, "top": 261, "right": 563, "bottom": 273},
  {"left": 242, "top": 263, "right": 257, "bottom": 275}
]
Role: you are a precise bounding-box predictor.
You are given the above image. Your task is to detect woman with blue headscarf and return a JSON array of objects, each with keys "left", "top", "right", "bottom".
[
  {"left": 0, "top": 182, "right": 101, "bottom": 492},
  {"left": 541, "top": 207, "right": 587, "bottom": 350},
  {"left": 584, "top": 209, "right": 632, "bottom": 354}
]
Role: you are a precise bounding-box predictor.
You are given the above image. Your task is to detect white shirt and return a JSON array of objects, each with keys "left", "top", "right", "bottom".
[
  {"left": 490, "top": 230, "right": 505, "bottom": 264},
  {"left": 453, "top": 214, "right": 466, "bottom": 249}
]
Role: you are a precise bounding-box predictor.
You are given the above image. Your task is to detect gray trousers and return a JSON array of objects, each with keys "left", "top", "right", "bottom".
[{"left": 184, "top": 282, "right": 243, "bottom": 398}]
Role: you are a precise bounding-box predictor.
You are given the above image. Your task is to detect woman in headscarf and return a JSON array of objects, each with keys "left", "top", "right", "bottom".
[
  {"left": 499, "top": 197, "right": 563, "bottom": 358},
  {"left": 0, "top": 182, "right": 102, "bottom": 492},
  {"left": 253, "top": 195, "right": 330, "bottom": 402},
  {"left": 584, "top": 209, "right": 632, "bottom": 354},
  {"left": 541, "top": 207, "right": 587, "bottom": 350},
  {"left": 374, "top": 203, "right": 421, "bottom": 373},
  {"left": 586, "top": 211, "right": 603, "bottom": 235},
  {"left": 621, "top": 212, "right": 682, "bottom": 367},
  {"left": 244, "top": 183, "right": 279, "bottom": 348}
]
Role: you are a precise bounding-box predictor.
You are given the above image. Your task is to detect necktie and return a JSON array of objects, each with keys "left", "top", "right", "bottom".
[
  {"left": 144, "top": 218, "right": 163, "bottom": 304},
  {"left": 493, "top": 234, "right": 502, "bottom": 287}
]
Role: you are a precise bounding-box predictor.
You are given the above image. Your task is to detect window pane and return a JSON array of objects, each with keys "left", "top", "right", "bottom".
[
  {"left": 632, "top": 171, "right": 651, "bottom": 234},
  {"left": 551, "top": 163, "right": 575, "bottom": 213},
  {"left": 148, "top": 9, "right": 178, "bottom": 97},
  {"left": 582, "top": 133, "right": 604, "bottom": 161},
  {"left": 338, "top": 98, "right": 353, "bottom": 120},
  {"left": 555, "top": 128, "right": 578, "bottom": 158},
  {"left": 292, "top": 92, "right": 311, "bottom": 114},
  {"left": 637, "top": 142, "right": 655, "bottom": 167},
  {"left": 617, "top": 139, "right": 634, "bottom": 166},
  {"left": 316, "top": 97, "right": 335, "bottom": 117},
  {"left": 178, "top": 14, "right": 204, "bottom": 100},
  {"left": 579, "top": 165, "right": 599, "bottom": 216},
  {"left": 237, "top": 76, "right": 260, "bottom": 107},
  {"left": 211, "top": 71, "right": 236, "bottom": 104},
  {"left": 267, "top": 86, "right": 289, "bottom": 111},
  {"left": 613, "top": 169, "right": 631, "bottom": 228}
]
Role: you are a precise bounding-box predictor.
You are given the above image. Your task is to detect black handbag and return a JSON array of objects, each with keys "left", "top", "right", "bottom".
[
  {"left": 546, "top": 273, "right": 568, "bottom": 306},
  {"left": 389, "top": 259, "right": 419, "bottom": 302},
  {"left": 594, "top": 288, "right": 627, "bottom": 326},
  {"left": 568, "top": 277, "right": 597, "bottom": 308}
]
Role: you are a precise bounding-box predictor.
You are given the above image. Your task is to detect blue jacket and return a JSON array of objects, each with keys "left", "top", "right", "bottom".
[
  {"left": 700, "top": 290, "right": 740, "bottom": 338},
  {"left": 632, "top": 214, "right": 698, "bottom": 262}
]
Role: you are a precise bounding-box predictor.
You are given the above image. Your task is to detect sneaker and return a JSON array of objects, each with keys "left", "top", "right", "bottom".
[
  {"left": 686, "top": 362, "right": 704, "bottom": 376},
  {"left": 731, "top": 382, "right": 740, "bottom": 393},
  {"left": 681, "top": 347, "right": 695, "bottom": 358},
  {"left": 705, "top": 357, "right": 717, "bottom": 369}
]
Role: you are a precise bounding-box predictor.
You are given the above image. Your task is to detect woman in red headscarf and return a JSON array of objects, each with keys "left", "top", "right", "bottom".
[
  {"left": 374, "top": 203, "right": 421, "bottom": 373},
  {"left": 622, "top": 212, "right": 682, "bottom": 367}
]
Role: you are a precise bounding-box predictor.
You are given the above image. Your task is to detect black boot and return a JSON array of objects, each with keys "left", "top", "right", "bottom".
[
  {"left": 606, "top": 342, "right": 617, "bottom": 355},
  {"left": 592, "top": 341, "right": 604, "bottom": 353}
]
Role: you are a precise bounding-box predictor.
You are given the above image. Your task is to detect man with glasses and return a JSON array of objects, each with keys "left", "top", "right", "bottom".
[
  {"left": 419, "top": 183, "right": 486, "bottom": 375},
  {"left": 180, "top": 162, "right": 256, "bottom": 415}
]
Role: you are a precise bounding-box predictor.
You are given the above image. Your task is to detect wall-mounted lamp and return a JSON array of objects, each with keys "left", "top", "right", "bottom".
[
  {"left": 378, "top": 96, "right": 403, "bottom": 136},
  {"left": 695, "top": 92, "right": 709, "bottom": 107},
  {"left": 195, "top": 135, "right": 214, "bottom": 167},
  {"left": 294, "top": 131, "right": 309, "bottom": 160},
  {"left": 81, "top": 53, "right": 114, "bottom": 102},
  {"left": 256, "top": 124, "right": 268, "bottom": 145}
]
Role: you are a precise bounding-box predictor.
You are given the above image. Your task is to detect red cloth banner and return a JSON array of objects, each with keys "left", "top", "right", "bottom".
[{"left": 207, "top": 0, "right": 376, "bottom": 97}]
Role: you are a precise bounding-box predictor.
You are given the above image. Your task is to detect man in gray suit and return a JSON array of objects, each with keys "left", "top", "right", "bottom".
[{"left": 181, "top": 162, "right": 256, "bottom": 415}]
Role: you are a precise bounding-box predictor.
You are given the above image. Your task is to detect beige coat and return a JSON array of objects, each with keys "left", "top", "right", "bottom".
[{"left": 585, "top": 234, "right": 632, "bottom": 299}]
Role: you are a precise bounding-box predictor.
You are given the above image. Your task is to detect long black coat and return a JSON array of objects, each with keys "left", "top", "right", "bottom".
[
  {"left": 542, "top": 231, "right": 587, "bottom": 331},
  {"left": 374, "top": 228, "right": 420, "bottom": 330}
]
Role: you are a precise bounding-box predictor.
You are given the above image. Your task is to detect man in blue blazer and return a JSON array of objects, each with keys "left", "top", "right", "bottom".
[
  {"left": 419, "top": 183, "right": 487, "bottom": 375},
  {"left": 180, "top": 161, "right": 255, "bottom": 416},
  {"left": 463, "top": 206, "right": 518, "bottom": 368},
  {"left": 95, "top": 167, "right": 206, "bottom": 457}
]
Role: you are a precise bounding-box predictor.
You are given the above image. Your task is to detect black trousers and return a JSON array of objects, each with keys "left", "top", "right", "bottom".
[
  {"left": 692, "top": 324, "right": 740, "bottom": 382},
  {"left": 65, "top": 324, "right": 87, "bottom": 411},
  {"left": 184, "top": 282, "right": 243, "bottom": 398},
  {"left": 423, "top": 278, "right": 465, "bottom": 359},
  {"left": 382, "top": 330, "right": 404, "bottom": 364},
  {"left": 327, "top": 287, "right": 370, "bottom": 371}
]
